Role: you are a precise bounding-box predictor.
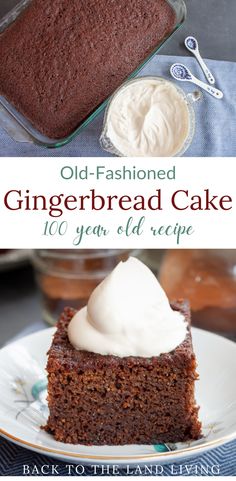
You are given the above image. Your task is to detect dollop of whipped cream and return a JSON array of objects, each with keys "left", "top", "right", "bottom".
[
  {"left": 68, "top": 257, "right": 187, "bottom": 358},
  {"left": 106, "top": 78, "right": 190, "bottom": 157}
]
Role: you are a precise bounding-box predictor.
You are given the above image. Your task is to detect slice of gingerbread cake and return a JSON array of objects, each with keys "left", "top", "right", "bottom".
[{"left": 45, "top": 257, "right": 201, "bottom": 445}]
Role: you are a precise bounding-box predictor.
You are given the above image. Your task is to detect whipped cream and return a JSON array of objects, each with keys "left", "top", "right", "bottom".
[
  {"left": 106, "top": 78, "right": 190, "bottom": 157},
  {"left": 68, "top": 257, "right": 187, "bottom": 358}
]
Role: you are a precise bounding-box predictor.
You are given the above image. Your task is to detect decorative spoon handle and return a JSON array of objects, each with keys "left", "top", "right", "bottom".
[
  {"left": 195, "top": 51, "right": 215, "bottom": 85},
  {"left": 190, "top": 76, "right": 223, "bottom": 99}
]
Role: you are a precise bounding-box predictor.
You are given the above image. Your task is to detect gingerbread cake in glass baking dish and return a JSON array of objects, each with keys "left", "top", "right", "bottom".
[{"left": 0, "top": 0, "right": 176, "bottom": 139}]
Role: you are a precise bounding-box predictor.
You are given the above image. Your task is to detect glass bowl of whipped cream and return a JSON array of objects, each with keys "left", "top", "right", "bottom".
[{"left": 100, "top": 76, "right": 201, "bottom": 157}]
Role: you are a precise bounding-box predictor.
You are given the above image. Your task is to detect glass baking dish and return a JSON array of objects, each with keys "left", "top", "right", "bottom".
[{"left": 0, "top": 0, "right": 186, "bottom": 148}]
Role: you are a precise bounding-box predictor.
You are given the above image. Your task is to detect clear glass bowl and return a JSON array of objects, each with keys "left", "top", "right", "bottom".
[
  {"left": 0, "top": 0, "right": 186, "bottom": 148},
  {"left": 32, "top": 249, "right": 139, "bottom": 325},
  {"left": 100, "top": 76, "right": 201, "bottom": 157}
]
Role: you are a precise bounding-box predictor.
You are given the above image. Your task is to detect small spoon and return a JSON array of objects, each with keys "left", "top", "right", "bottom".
[
  {"left": 185, "top": 36, "right": 215, "bottom": 85},
  {"left": 170, "top": 63, "right": 223, "bottom": 99}
]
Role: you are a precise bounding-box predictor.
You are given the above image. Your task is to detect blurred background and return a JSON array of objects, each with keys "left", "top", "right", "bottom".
[{"left": 1, "top": 249, "right": 236, "bottom": 347}]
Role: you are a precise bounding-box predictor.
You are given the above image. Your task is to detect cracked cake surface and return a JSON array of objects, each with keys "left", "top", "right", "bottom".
[{"left": 0, "top": 0, "right": 176, "bottom": 139}]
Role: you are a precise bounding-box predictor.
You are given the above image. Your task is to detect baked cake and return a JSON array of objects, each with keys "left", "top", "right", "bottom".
[
  {"left": 0, "top": 0, "right": 176, "bottom": 139},
  {"left": 45, "top": 302, "right": 201, "bottom": 445}
]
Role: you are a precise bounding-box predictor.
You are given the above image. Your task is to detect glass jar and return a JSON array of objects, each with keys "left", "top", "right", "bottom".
[
  {"left": 138, "top": 250, "right": 165, "bottom": 276},
  {"left": 32, "top": 249, "right": 138, "bottom": 325},
  {"left": 159, "top": 250, "right": 236, "bottom": 339}
]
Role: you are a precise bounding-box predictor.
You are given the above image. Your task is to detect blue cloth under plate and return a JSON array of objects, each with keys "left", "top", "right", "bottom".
[
  {"left": 0, "top": 56, "right": 235, "bottom": 157},
  {"left": 0, "top": 437, "right": 235, "bottom": 476}
]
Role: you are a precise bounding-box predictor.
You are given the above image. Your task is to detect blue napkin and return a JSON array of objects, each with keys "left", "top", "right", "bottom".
[
  {"left": 0, "top": 56, "right": 235, "bottom": 157},
  {"left": 0, "top": 437, "right": 235, "bottom": 476}
]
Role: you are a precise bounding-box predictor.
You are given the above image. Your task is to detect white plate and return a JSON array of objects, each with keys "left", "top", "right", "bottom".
[{"left": 0, "top": 327, "right": 235, "bottom": 465}]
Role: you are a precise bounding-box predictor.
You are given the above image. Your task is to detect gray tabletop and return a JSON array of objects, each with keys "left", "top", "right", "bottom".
[
  {"left": 162, "top": 0, "right": 236, "bottom": 62},
  {"left": 0, "top": 0, "right": 235, "bottom": 62}
]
